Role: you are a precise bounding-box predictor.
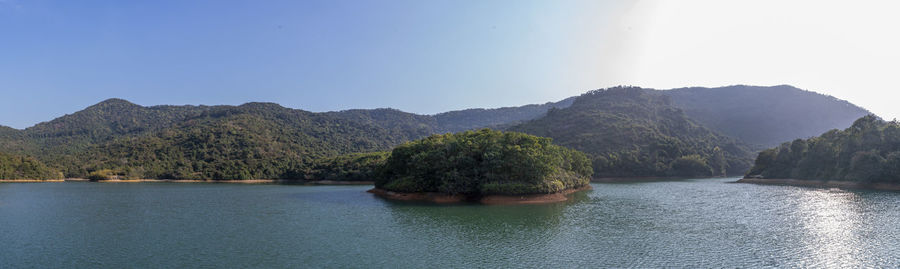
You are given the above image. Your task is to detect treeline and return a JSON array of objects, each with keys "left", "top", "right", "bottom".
[
  {"left": 0, "top": 151, "right": 60, "bottom": 180},
  {"left": 747, "top": 115, "right": 900, "bottom": 182},
  {"left": 308, "top": 152, "right": 389, "bottom": 181},
  {"left": 376, "top": 129, "right": 592, "bottom": 195}
]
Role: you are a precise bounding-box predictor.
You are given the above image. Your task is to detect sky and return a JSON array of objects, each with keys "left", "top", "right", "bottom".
[{"left": 1, "top": 0, "right": 899, "bottom": 129}]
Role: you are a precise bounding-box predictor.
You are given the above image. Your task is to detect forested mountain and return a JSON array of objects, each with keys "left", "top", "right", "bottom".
[
  {"left": 37, "top": 103, "right": 444, "bottom": 179},
  {"left": 0, "top": 85, "right": 875, "bottom": 180},
  {"left": 747, "top": 115, "right": 900, "bottom": 182},
  {"left": 509, "top": 87, "right": 754, "bottom": 178},
  {"left": 433, "top": 97, "right": 576, "bottom": 132},
  {"left": 664, "top": 85, "right": 870, "bottom": 147},
  {"left": 0, "top": 97, "right": 576, "bottom": 179}
]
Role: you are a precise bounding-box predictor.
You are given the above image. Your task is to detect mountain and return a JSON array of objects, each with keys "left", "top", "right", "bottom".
[
  {"left": 0, "top": 85, "right": 876, "bottom": 180},
  {"left": 746, "top": 115, "right": 900, "bottom": 183},
  {"left": 7, "top": 98, "right": 214, "bottom": 155},
  {"left": 48, "top": 102, "right": 446, "bottom": 179},
  {"left": 509, "top": 87, "right": 754, "bottom": 177},
  {"left": 433, "top": 97, "right": 576, "bottom": 132},
  {"left": 0, "top": 97, "right": 576, "bottom": 179},
  {"left": 663, "top": 85, "right": 870, "bottom": 147}
]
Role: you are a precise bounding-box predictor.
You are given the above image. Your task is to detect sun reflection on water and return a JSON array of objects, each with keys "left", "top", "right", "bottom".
[{"left": 794, "top": 188, "right": 864, "bottom": 268}]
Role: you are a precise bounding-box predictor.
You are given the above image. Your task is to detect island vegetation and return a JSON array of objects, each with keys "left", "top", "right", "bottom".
[
  {"left": 372, "top": 129, "right": 592, "bottom": 203},
  {"left": 743, "top": 115, "right": 900, "bottom": 185}
]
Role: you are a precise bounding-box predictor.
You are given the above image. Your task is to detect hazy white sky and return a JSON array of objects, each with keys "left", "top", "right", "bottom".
[
  {"left": 2, "top": 0, "right": 899, "bottom": 128},
  {"left": 596, "top": 0, "right": 900, "bottom": 119}
]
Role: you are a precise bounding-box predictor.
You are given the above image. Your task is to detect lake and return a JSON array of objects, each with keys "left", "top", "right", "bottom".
[{"left": 2, "top": 178, "right": 900, "bottom": 268}]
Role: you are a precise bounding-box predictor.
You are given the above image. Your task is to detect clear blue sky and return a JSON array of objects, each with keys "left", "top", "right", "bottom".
[
  {"left": 0, "top": 0, "right": 624, "bottom": 129},
  {"left": 5, "top": 1, "right": 898, "bottom": 129}
]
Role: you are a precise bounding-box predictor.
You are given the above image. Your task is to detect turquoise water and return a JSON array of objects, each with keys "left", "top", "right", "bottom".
[{"left": 2, "top": 178, "right": 900, "bottom": 268}]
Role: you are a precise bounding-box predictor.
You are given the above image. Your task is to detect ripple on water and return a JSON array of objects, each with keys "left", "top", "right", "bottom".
[{"left": 3, "top": 179, "right": 900, "bottom": 267}]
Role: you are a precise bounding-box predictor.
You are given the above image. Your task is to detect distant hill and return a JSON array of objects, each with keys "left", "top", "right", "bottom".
[
  {"left": 663, "top": 85, "right": 870, "bottom": 147},
  {"left": 433, "top": 97, "right": 575, "bottom": 133},
  {"left": 509, "top": 87, "right": 754, "bottom": 177},
  {"left": 0, "top": 97, "right": 574, "bottom": 179},
  {"left": 0, "top": 85, "right": 875, "bottom": 179},
  {"left": 38, "top": 102, "right": 442, "bottom": 179}
]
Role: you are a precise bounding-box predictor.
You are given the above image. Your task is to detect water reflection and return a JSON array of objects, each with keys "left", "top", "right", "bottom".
[
  {"left": 793, "top": 188, "right": 864, "bottom": 268},
  {"left": 378, "top": 193, "right": 583, "bottom": 266}
]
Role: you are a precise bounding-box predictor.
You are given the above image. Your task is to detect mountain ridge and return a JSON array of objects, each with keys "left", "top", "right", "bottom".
[{"left": 0, "top": 85, "right": 874, "bottom": 179}]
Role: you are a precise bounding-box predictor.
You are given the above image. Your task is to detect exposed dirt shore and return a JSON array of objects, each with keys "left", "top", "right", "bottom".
[
  {"left": 592, "top": 176, "right": 736, "bottom": 183},
  {"left": 0, "top": 179, "right": 374, "bottom": 185},
  {"left": 736, "top": 178, "right": 900, "bottom": 191},
  {"left": 0, "top": 179, "right": 66, "bottom": 183},
  {"left": 367, "top": 185, "right": 593, "bottom": 205}
]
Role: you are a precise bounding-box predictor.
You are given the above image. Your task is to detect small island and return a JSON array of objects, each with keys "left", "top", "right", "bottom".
[
  {"left": 369, "top": 129, "right": 594, "bottom": 204},
  {"left": 740, "top": 115, "right": 900, "bottom": 190}
]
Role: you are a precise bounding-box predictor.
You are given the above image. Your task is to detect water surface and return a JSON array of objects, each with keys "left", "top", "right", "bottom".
[{"left": 2, "top": 178, "right": 900, "bottom": 268}]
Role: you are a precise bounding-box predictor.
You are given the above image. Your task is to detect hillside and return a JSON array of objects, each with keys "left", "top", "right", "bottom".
[
  {"left": 746, "top": 115, "right": 900, "bottom": 182},
  {"left": 509, "top": 87, "right": 754, "bottom": 178},
  {"left": 0, "top": 151, "right": 60, "bottom": 180},
  {"left": 50, "top": 103, "right": 442, "bottom": 179},
  {"left": 433, "top": 97, "right": 576, "bottom": 132},
  {"left": 664, "top": 85, "right": 870, "bottom": 147},
  {"left": 0, "top": 85, "right": 875, "bottom": 180},
  {"left": 0, "top": 97, "right": 576, "bottom": 179}
]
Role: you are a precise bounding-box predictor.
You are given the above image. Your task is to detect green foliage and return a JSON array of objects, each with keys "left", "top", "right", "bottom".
[
  {"left": 509, "top": 87, "right": 754, "bottom": 178},
  {"left": 0, "top": 86, "right": 869, "bottom": 181},
  {"left": 0, "top": 151, "right": 60, "bottom": 180},
  {"left": 87, "top": 169, "right": 122, "bottom": 181},
  {"left": 747, "top": 115, "right": 900, "bottom": 183},
  {"left": 669, "top": 155, "right": 713, "bottom": 177},
  {"left": 375, "top": 129, "right": 592, "bottom": 195},
  {"left": 307, "top": 152, "right": 390, "bottom": 181}
]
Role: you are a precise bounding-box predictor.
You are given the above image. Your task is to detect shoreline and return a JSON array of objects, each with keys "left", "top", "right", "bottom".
[
  {"left": 592, "top": 176, "right": 733, "bottom": 183},
  {"left": 367, "top": 185, "right": 593, "bottom": 205},
  {"left": 735, "top": 178, "right": 900, "bottom": 191},
  {"left": 0, "top": 179, "right": 66, "bottom": 183},
  {"left": 0, "top": 179, "right": 374, "bottom": 185}
]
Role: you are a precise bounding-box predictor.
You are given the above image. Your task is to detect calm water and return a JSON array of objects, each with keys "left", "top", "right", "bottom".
[{"left": 2, "top": 178, "right": 900, "bottom": 268}]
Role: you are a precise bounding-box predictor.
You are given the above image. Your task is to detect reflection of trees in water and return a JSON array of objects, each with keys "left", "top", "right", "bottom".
[{"left": 379, "top": 192, "right": 590, "bottom": 251}]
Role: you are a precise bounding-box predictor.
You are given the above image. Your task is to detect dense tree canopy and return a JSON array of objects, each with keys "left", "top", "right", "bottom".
[
  {"left": 509, "top": 87, "right": 753, "bottom": 178},
  {"left": 0, "top": 151, "right": 60, "bottom": 180},
  {"left": 0, "top": 86, "right": 872, "bottom": 180},
  {"left": 376, "top": 129, "right": 592, "bottom": 195},
  {"left": 307, "top": 152, "right": 389, "bottom": 181},
  {"left": 747, "top": 115, "right": 900, "bottom": 183}
]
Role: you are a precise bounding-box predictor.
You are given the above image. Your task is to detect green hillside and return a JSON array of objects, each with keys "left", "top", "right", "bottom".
[
  {"left": 0, "top": 151, "right": 60, "bottom": 180},
  {"left": 509, "top": 87, "right": 754, "bottom": 178}
]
